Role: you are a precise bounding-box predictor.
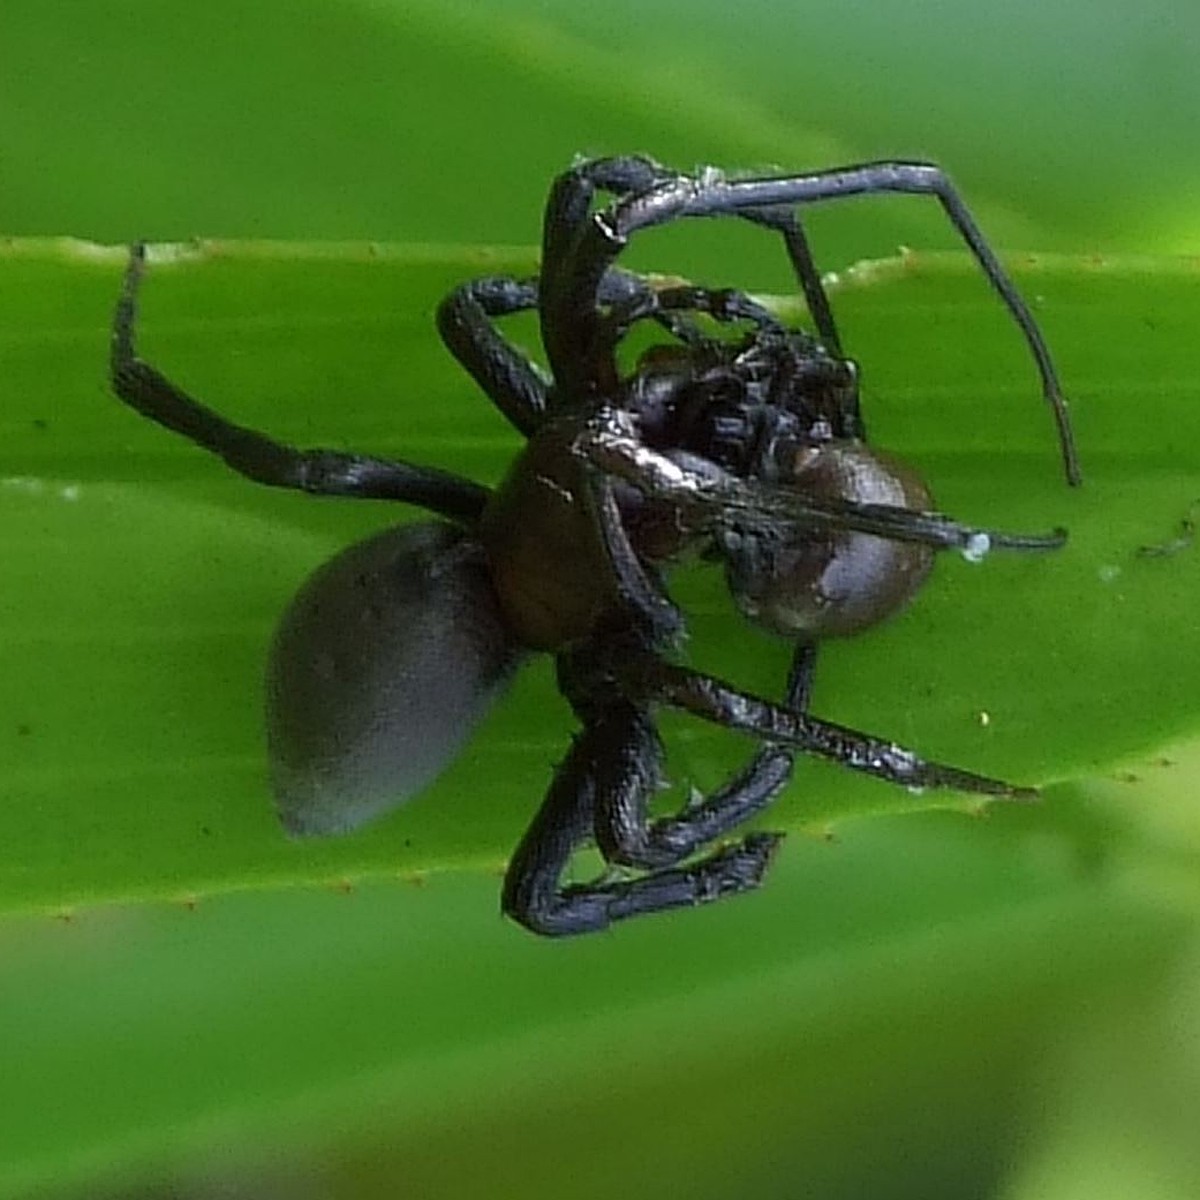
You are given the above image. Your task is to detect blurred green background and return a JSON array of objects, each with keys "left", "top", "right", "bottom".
[{"left": 2, "top": 1, "right": 1200, "bottom": 1197}]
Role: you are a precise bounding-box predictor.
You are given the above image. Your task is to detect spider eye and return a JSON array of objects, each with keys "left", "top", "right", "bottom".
[{"left": 267, "top": 522, "right": 521, "bottom": 836}]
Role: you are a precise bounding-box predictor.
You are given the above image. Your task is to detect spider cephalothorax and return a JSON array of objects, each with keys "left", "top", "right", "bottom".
[{"left": 110, "top": 155, "right": 1079, "bottom": 936}]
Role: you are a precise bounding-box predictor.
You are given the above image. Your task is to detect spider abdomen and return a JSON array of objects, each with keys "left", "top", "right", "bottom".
[
  {"left": 266, "top": 521, "right": 522, "bottom": 836},
  {"left": 725, "top": 441, "right": 936, "bottom": 639}
]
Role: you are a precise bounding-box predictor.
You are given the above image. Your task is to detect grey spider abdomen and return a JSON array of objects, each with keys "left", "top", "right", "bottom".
[{"left": 267, "top": 521, "right": 522, "bottom": 836}]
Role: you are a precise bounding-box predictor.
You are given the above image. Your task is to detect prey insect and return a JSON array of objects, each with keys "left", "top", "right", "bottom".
[{"left": 110, "top": 156, "right": 1078, "bottom": 936}]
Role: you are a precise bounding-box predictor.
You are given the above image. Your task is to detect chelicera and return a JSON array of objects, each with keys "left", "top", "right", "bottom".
[{"left": 110, "top": 156, "right": 1080, "bottom": 937}]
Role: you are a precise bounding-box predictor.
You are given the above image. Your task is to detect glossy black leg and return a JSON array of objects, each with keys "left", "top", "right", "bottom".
[
  {"left": 580, "top": 467, "right": 685, "bottom": 648},
  {"left": 111, "top": 244, "right": 488, "bottom": 523},
  {"left": 500, "top": 697, "right": 784, "bottom": 937},
  {"left": 589, "top": 643, "right": 816, "bottom": 870},
  {"left": 540, "top": 157, "right": 690, "bottom": 398},
  {"left": 578, "top": 160, "right": 1080, "bottom": 485},
  {"left": 539, "top": 157, "right": 846, "bottom": 405},
  {"left": 619, "top": 650, "right": 1037, "bottom": 799},
  {"left": 595, "top": 281, "right": 788, "bottom": 347},
  {"left": 436, "top": 276, "right": 547, "bottom": 438},
  {"left": 575, "top": 410, "right": 1067, "bottom": 552}
]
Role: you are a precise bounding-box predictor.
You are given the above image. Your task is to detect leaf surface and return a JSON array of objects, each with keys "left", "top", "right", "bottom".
[{"left": 2, "top": 242, "right": 1198, "bottom": 911}]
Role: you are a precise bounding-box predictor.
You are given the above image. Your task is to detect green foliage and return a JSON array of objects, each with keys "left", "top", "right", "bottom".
[
  {"left": 4, "top": 236, "right": 1200, "bottom": 1200},
  {"left": 2, "top": 0, "right": 1199, "bottom": 1196},
  {"left": 2, "top": 242, "right": 1199, "bottom": 914}
]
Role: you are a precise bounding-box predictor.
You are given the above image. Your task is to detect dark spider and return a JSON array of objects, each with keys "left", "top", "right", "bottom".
[{"left": 110, "top": 156, "right": 1080, "bottom": 937}]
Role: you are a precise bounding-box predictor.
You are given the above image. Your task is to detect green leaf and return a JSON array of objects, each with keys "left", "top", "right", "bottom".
[
  {"left": 0, "top": 812, "right": 1191, "bottom": 1198},
  {"left": 4, "top": 3, "right": 1199, "bottom": 1196},
  {"left": 2, "top": 240, "right": 1198, "bottom": 914}
]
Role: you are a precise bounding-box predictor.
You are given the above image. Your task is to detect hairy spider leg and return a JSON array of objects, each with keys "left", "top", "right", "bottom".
[
  {"left": 578, "top": 161, "right": 1081, "bottom": 486},
  {"left": 537, "top": 158, "right": 677, "bottom": 399},
  {"left": 110, "top": 244, "right": 488, "bottom": 524},
  {"left": 542, "top": 159, "right": 699, "bottom": 399},
  {"left": 587, "top": 269, "right": 783, "bottom": 356}
]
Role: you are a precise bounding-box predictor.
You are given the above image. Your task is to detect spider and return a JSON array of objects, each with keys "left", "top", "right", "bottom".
[{"left": 110, "top": 156, "right": 1080, "bottom": 937}]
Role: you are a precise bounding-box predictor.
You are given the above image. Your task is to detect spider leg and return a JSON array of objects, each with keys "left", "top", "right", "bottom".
[
  {"left": 111, "top": 244, "right": 488, "bottom": 524},
  {"left": 577, "top": 411, "right": 1068, "bottom": 552},
  {"left": 591, "top": 269, "right": 749, "bottom": 349},
  {"left": 435, "top": 276, "right": 548, "bottom": 438},
  {"left": 738, "top": 207, "right": 864, "bottom": 439},
  {"left": 596, "top": 281, "right": 789, "bottom": 349},
  {"left": 499, "top": 688, "right": 784, "bottom": 938},
  {"left": 435, "top": 265, "right": 742, "bottom": 431},
  {"left": 582, "top": 161, "right": 1080, "bottom": 485},
  {"left": 542, "top": 156, "right": 675, "bottom": 274},
  {"left": 581, "top": 642, "right": 817, "bottom": 871},
  {"left": 740, "top": 205, "right": 846, "bottom": 360},
  {"left": 574, "top": 431, "right": 1035, "bottom": 801},
  {"left": 540, "top": 157, "right": 690, "bottom": 398},
  {"left": 540, "top": 158, "right": 848, "bottom": 399},
  {"left": 575, "top": 467, "right": 827, "bottom": 868},
  {"left": 617, "top": 649, "right": 1037, "bottom": 799},
  {"left": 581, "top": 468, "right": 686, "bottom": 648}
]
